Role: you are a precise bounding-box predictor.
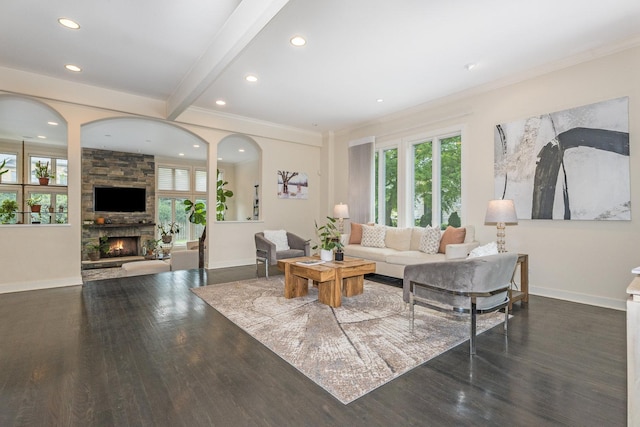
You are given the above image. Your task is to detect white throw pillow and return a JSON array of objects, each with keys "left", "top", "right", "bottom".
[
  {"left": 384, "top": 227, "right": 412, "bottom": 251},
  {"left": 263, "top": 229, "right": 290, "bottom": 251},
  {"left": 467, "top": 241, "right": 499, "bottom": 258},
  {"left": 361, "top": 224, "right": 386, "bottom": 248},
  {"left": 419, "top": 226, "right": 441, "bottom": 254}
]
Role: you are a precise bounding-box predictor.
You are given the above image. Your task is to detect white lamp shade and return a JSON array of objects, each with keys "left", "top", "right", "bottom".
[
  {"left": 333, "top": 203, "right": 349, "bottom": 219},
  {"left": 484, "top": 199, "right": 518, "bottom": 224}
]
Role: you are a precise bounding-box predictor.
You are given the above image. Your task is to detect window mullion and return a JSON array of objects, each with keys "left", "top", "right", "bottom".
[{"left": 432, "top": 138, "right": 442, "bottom": 227}]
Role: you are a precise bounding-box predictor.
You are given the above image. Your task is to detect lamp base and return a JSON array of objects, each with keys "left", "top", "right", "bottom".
[{"left": 496, "top": 222, "right": 506, "bottom": 253}]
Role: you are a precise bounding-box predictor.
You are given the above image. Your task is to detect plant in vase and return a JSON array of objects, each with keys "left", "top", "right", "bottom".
[
  {"left": 0, "top": 199, "right": 18, "bottom": 224},
  {"left": 158, "top": 222, "right": 179, "bottom": 243},
  {"left": 184, "top": 199, "right": 207, "bottom": 268},
  {"left": 313, "top": 216, "right": 343, "bottom": 261},
  {"left": 216, "top": 169, "right": 234, "bottom": 221},
  {"left": 34, "top": 160, "right": 55, "bottom": 185},
  {"left": 26, "top": 195, "right": 42, "bottom": 213}
]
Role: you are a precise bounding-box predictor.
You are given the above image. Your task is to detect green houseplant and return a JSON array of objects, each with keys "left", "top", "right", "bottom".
[
  {"left": 184, "top": 199, "right": 207, "bottom": 268},
  {"left": 86, "top": 236, "right": 110, "bottom": 261},
  {"left": 0, "top": 199, "right": 18, "bottom": 224},
  {"left": 313, "top": 216, "right": 343, "bottom": 261},
  {"left": 158, "top": 222, "right": 179, "bottom": 243},
  {"left": 35, "top": 160, "right": 54, "bottom": 185},
  {"left": 26, "top": 195, "right": 42, "bottom": 213},
  {"left": 216, "top": 169, "right": 234, "bottom": 221}
]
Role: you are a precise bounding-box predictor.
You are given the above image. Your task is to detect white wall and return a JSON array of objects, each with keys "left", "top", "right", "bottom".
[
  {"left": 332, "top": 46, "right": 640, "bottom": 310},
  {"left": 0, "top": 69, "right": 323, "bottom": 293}
]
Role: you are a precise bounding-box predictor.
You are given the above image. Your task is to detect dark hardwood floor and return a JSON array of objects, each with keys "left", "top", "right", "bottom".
[{"left": 0, "top": 266, "right": 626, "bottom": 426}]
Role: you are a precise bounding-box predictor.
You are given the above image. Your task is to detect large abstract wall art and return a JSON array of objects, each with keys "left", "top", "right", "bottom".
[{"left": 494, "top": 97, "right": 630, "bottom": 220}]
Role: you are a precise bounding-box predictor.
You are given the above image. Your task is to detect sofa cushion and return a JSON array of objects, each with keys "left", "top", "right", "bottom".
[
  {"left": 409, "top": 227, "right": 424, "bottom": 250},
  {"left": 420, "top": 226, "right": 441, "bottom": 254},
  {"left": 349, "top": 222, "right": 364, "bottom": 244},
  {"left": 264, "top": 229, "right": 290, "bottom": 251},
  {"left": 343, "top": 244, "right": 397, "bottom": 262},
  {"left": 438, "top": 226, "right": 466, "bottom": 253},
  {"left": 386, "top": 250, "right": 446, "bottom": 265},
  {"left": 385, "top": 227, "right": 412, "bottom": 251},
  {"left": 361, "top": 224, "right": 386, "bottom": 248},
  {"left": 463, "top": 225, "right": 475, "bottom": 243},
  {"left": 468, "top": 241, "right": 499, "bottom": 258}
]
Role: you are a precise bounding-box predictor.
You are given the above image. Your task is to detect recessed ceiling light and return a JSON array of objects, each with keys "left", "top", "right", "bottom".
[
  {"left": 65, "top": 64, "right": 82, "bottom": 72},
  {"left": 215, "top": 99, "right": 226, "bottom": 106},
  {"left": 376, "top": 98, "right": 384, "bottom": 103},
  {"left": 193, "top": 144, "right": 200, "bottom": 148},
  {"left": 465, "top": 63, "right": 477, "bottom": 71},
  {"left": 245, "top": 74, "right": 258, "bottom": 83},
  {"left": 58, "top": 18, "right": 80, "bottom": 30},
  {"left": 179, "top": 153, "right": 185, "bottom": 156},
  {"left": 217, "top": 157, "right": 223, "bottom": 161},
  {"left": 238, "top": 148, "right": 245, "bottom": 152},
  {"left": 47, "top": 121, "right": 58, "bottom": 126},
  {"left": 290, "top": 35, "right": 306, "bottom": 47},
  {"left": 37, "top": 135, "right": 46, "bottom": 139}
]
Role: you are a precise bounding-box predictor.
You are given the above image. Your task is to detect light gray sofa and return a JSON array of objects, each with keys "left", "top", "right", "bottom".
[{"left": 342, "top": 225, "right": 479, "bottom": 279}]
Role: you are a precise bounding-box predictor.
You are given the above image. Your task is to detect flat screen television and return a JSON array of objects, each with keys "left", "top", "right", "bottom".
[{"left": 94, "top": 186, "right": 146, "bottom": 212}]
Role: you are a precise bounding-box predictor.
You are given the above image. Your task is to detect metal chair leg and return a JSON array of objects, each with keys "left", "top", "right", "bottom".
[{"left": 470, "top": 298, "right": 477, "bottom": 356}]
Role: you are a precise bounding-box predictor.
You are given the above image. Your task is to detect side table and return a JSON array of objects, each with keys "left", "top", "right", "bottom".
[{"left": 509, "top": 253, "right": 529, "bottom": 310}]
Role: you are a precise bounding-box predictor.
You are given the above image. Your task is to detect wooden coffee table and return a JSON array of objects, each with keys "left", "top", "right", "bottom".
[{"left": 277, "top": 256, "right": 376, "bottom": 307}]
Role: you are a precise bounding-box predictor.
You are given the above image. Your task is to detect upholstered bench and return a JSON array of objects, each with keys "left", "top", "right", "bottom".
[{"left": 121, "top": 260, "right": 171, "bottom": 277}]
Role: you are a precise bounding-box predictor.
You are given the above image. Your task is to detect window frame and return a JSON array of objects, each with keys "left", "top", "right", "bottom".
[{"left": 374, "top": 125, "right": 464, "bottom": 229}]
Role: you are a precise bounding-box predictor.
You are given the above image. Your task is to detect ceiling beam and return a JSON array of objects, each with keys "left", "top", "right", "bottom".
[{"left": 166, "top": 0, "right": 291, "bottom": 121}]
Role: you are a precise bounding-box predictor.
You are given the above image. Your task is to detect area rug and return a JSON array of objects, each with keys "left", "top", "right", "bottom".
[{"left": 191, "top": 277, "right": 505, "bottom": 404}]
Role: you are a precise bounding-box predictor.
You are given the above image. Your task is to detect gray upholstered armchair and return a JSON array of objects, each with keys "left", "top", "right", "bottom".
[
  {"left": 403, "top": 253, "right": 518, "bottom": 355},
  {"left": 255, "top": 231, "right": 310, "bottom": 278}
]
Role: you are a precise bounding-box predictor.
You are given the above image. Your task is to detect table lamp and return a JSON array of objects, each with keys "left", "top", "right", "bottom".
[
  {"left": 484, "top": 199, "right": 518, "bottom": 253},
  {"left": 333, "top": 203, "right": 350, "bottom": 234}
]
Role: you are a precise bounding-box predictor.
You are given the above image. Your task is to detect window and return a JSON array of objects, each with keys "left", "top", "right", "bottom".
[
  {"left": 30, "top": 156, "right": 67, "bottom": 185},
  {"left": 0, "top": 153, "right": 17, "bottom": 183},
  {"left": 412, "top": 134, "right": 461, "bottom": 228},
  {"left": 374, "top": 130, "right": 462, "bottom": 229},
  {"left": 0, "top": 191, "right": 18, "bottom": 224},
  {"left": 156, "top": 164, "right": 207, "bottom": 244}
]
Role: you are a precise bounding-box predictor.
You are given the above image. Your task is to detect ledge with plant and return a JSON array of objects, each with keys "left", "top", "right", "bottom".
[
  {"left": 35, "top": 160, "right": 55, "bottom": 185},
  {"left": 158, "top": 222, "right": 179, "bottom": 243}
]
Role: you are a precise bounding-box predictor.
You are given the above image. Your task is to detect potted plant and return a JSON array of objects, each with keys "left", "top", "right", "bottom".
[
  {"left": 86, "top": 237, "right": 110, "bottom": 261},
  {"left": 27, "top": 195, "right": 42, "bottom": 213},
  {"left": 158, "top": 222, "right": 179, "bottom": 243},
  {"left": 0, "top": 199, "right": 18, "bottom": 224},
  {"left": 35, "top": 160, "right": 55, "bottom": 185},
  {"left": 313, "top": 216, "right": 343, "bottom": 261},
  {"left": 216, "top": 169, "right": 234, "bottom": 221},
  {"left": 184, "top": 199, "right": 206, "bottom": 268}
]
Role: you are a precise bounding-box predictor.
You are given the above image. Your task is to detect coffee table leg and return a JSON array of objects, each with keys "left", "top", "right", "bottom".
[
  {"left": 284, "top": 263, "right": 309, "bottom": 298},
  {"left": 343, "top": 275, "right": 364, "bottom": 297},
  {"left": 317, "top": 270, "right": 342, "bottom": 307}
]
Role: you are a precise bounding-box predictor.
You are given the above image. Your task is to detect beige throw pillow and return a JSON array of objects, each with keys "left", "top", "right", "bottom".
[
  {"left": 361, "top": 224, "right": 386, "bottom": 248},
  {"left": 384, "top": 227, "right": 412, "bottom": 251}
]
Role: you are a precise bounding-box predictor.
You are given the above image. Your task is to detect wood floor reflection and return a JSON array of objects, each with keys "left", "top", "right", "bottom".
[{"left": 0, "top": 267, "right": 626, "bottom": 426}]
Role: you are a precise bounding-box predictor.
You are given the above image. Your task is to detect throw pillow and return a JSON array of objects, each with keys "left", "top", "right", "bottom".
[
  {"left": 468, "top": 241, "right": 499, "bottom": 258},
  {"left": 263, "top": 229, "right": 290, "bottom": 251},
  {"left": 419, "top": 226, "right": 441, "bottom": 254},
  {"left": 384, "top": 227, "right": 412, "bottom": 251},
  {"left": 361, "top": 224, "right": 386, "bottom": 248},
  {"left": 438, "top": 226, "right": 466, "bottom": 254},
  {"left": 349, "top": 222, "right": 364, "bottom": 244},
  {"left": 409, "top": 227, "right": 425, "bottom": 251}
]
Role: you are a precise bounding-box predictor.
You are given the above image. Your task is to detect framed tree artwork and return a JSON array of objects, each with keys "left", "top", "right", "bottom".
[{"left": 277, "top": 170, "right": 309, "bottom": 199}]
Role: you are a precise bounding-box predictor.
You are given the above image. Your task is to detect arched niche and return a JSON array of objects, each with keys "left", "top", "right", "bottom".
[
  {"left": 0, "top": 94, "right": 68, "bottom": 225},
  {"left": 80, "top": 117, "right": 209, "bottom": 252},
  {"left": 216, "top": 134, "right": 261, "bottom": 222}
]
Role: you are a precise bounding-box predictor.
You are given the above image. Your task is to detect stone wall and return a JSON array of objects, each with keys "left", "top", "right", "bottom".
[{"left": 81, "top": 148, "right": 156, "bottom": 259}]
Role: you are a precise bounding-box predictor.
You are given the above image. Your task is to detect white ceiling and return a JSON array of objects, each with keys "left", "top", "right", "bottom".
[{"left": 1, "top": 0, "right": 639, "bottom": 160}]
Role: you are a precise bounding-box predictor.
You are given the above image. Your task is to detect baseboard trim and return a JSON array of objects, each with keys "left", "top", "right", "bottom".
[
  {"left": 0, "top": 276, "right": 83, "bottom": 294},
  {"left": 530, "top": 286, "right": 626, "bottom": 311}
]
